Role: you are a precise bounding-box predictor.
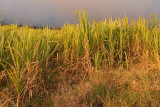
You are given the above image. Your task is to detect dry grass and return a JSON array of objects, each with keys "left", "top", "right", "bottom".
[{"left": 51, "top": 59, "right": 160, "bottom": 107}]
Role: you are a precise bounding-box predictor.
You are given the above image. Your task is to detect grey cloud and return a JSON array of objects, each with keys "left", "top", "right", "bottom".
[{"left": 0, "top": 0, "right": 160, "bottom": 27}]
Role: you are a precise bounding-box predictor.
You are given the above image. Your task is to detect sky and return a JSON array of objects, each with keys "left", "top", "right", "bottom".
[{"left": 0, "top": 0, "right": 160, "bottom": 27}]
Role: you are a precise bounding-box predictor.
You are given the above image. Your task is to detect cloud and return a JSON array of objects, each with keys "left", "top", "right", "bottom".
[{"left": 0, "top": 0, "right": 160, "bottom": 27}]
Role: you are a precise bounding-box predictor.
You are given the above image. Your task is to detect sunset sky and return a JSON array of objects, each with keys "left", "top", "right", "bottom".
[{"left": 0, "top": 0, "right": 160, "bottom": 26}]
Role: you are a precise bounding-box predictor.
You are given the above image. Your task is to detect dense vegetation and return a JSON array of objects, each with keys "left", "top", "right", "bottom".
[{"left": 0, "top": 11, "right": 160, "bottom": 106}]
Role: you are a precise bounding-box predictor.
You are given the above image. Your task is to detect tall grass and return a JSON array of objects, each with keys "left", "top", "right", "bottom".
[{"left": 0, "top": 10, "right": 160, "bottom": 106}]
